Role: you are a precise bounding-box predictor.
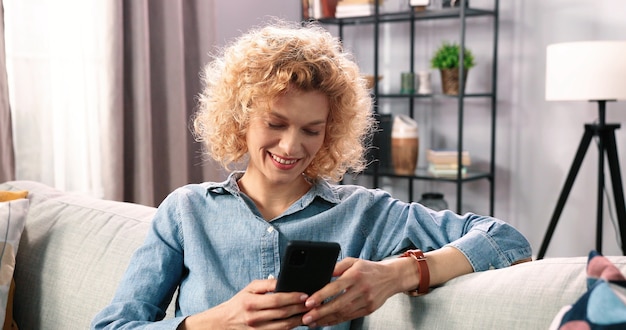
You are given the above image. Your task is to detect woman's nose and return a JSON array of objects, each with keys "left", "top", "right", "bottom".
[{"left": 279, "top": 129, "right": 301, "bottom": 155}]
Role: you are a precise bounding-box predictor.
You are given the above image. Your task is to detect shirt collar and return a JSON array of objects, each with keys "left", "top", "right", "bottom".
[{"left": 204, "top": 171, "right": 341, "bottom": 205}]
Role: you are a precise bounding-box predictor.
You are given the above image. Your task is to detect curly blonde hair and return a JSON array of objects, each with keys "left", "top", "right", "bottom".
[{"left": 193, "top": 19, "right": 374, "bottom": 182}]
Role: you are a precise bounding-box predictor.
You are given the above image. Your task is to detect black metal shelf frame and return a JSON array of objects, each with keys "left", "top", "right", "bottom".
[{"left": 307, "top": 0, "right": 499, "bottom": 215}]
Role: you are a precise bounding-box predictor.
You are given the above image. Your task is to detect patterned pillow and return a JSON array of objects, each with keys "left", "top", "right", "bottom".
[
  {"left": 549, "top": 250, "right": 626, "bottom": 329},
  {"left": 0, "top": 190, "right": 29, "bottom": 330}
]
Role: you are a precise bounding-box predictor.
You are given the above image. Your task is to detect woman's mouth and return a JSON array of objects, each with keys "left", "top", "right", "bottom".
[{"left": 270, "top": 153, "right": 298, "bottom": 166}]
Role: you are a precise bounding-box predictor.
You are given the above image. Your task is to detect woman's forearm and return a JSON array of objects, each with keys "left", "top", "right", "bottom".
[{"left": 393, "top": 246, "right": 473, "bottom": 294}]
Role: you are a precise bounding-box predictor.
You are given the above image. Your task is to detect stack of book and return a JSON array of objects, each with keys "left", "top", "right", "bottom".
[
  {"left": 426, "top": 149, "right": 471, "bottom": 177},
  {"left": 335, "top": 0, "right": 377, "bottom": 18}
]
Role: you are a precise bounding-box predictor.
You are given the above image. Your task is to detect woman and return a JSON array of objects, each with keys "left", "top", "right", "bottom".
[{"left": 92, "top": 20, "right": 532, "bottom": 329}]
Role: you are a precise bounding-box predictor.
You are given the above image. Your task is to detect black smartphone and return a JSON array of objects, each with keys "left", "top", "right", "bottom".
[{"left": 275, "top": 240, "right": 341, "bottom": 295}]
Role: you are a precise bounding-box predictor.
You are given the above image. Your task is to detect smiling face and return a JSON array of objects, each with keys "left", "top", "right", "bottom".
[{"left": 243, "top": 89, "right": 329, "bottom": 190}]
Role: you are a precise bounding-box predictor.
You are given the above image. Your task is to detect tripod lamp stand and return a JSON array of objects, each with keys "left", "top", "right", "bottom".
[{"left": 537, "top": 41, "right": 626, "bottom": 259}]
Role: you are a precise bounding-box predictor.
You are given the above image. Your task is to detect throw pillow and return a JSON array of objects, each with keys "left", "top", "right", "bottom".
[
  {"left": 549, "top": 250, "right": 626, "bottom": 330},
  {"left": 0, "top": 190, "right": 29, "bottom": 330}
]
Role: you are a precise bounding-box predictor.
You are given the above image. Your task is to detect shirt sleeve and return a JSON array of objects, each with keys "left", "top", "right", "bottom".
[
  {"left": 368, "top": 190, "right": 532, "bottom": 271},
  {"left": 439, "top": 210, "right": 533, "bottom": 271},
  {"left": 91, "top": 192, "right": 186, "bottom": 330}
]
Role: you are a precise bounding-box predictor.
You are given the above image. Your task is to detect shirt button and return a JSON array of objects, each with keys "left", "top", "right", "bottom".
[
  {"left": 267, "top": 226, "right": 274, "bottom": 233},
  {"left": 268, "top": 274, "right": 275, "bottom": 279}
]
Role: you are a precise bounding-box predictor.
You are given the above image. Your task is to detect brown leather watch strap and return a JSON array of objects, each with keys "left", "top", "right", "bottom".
[{"left": 400, "top": 249, "right": 430, "bottom": 296}]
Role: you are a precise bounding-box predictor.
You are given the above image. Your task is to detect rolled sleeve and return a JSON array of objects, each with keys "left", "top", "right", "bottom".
[{"left": 447, "top": 217, "right": 532, "bottom": 271}]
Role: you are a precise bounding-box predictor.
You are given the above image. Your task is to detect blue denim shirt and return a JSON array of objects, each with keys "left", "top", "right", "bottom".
[{"left": 92, "top": 172, "right": 531, "bottom": 329}]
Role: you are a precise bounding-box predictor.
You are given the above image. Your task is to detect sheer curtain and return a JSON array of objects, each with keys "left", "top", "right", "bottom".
[
  {"left": 5, "top": 0, "right": 222, "bottom": 206},
  {"left": 5, "top": 0, "right": 118, "bottom": 197}
]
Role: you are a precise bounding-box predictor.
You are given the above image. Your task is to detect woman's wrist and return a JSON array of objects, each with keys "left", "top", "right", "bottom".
[
  {"left": 178, "top": 315, "right": 201, "bottom": 330},
  {"left": 384, "top": 246, "right": 473, "bottom": 296},
  {"left": 381, "top": 256, "right": 422, "bottom": 294},
  {"left": 424, "top": 246, "right": 474, "bottom": 287},
  {"left": 178, "top": 310, "right": 220, "bottom": 330}
]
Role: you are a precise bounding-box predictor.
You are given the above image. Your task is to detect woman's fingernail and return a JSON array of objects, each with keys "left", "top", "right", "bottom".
[{"left": 302, "top": 315, "right": 313, "bottom": 324}]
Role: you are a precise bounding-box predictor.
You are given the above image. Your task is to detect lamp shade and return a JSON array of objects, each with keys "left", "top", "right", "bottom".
[{"left": 545, "top": 41, "right": 626, "bottom": 101}]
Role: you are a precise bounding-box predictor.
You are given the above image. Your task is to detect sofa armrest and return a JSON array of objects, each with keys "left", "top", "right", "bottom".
[{"left": 361, "top": 256, "right": 626, "bottom": 329}]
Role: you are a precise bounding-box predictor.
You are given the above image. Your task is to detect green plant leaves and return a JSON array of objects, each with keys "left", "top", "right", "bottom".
[{"left": 430, "top": 41, "right": 475, "bottom": 69}]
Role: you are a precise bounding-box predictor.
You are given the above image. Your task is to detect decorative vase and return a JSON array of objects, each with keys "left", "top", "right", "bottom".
[
  {"left": 417, "top": 71, "right": 432, "bottom": 94},
  {"left": 439, "top": 68, "right": 468, "bottom": 95}
]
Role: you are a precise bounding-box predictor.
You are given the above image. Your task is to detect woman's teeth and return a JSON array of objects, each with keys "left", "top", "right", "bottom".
[{"left": 271, "top": 154, "right": 297, "bottom": 165}]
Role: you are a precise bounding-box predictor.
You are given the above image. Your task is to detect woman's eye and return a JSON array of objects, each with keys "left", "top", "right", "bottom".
[
  {"left": 268, "top": 123, "right": 283, "bottom": 129},
  {"left": 304, "top": 129, "right": 320, "bottom": 136},
  {"left": 266, "top": 121, "right": 320, "bottom": 136}
]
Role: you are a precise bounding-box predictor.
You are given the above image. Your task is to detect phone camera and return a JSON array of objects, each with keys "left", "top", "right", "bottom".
[{"left": 288, "top": 249, "right": 307, "bottom": 267}]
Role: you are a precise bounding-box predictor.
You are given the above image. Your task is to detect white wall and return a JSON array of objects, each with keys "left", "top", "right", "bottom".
[
  {"left": 214, "top": 1, "right": 300, "bottom": 45},
  {"left": 504, "top": 0, "right": 626, "bottom": 258},
  {"left": 214, "top": 0, "right": 626, "bottom": 258}
]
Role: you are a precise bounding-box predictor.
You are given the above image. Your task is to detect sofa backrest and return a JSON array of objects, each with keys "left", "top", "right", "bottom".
[
  {"left": 0, "top": 181, "right": 175, "bottom": 329},
  {"left": 5, "top": 180, "right": 626, "bottom": 329}
]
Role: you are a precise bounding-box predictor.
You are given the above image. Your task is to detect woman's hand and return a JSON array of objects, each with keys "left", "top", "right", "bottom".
[
  {"left": 178, "top": 279, "right": 311, "bottom": 329},
  {"left": 300, "top": 247, "right": 474, "bottom": 327},
  {"left": 299, "top": 257, "right": 410, "bottom": 328}
]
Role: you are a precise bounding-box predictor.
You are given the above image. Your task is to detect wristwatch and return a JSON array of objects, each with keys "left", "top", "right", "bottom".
[{"left": 400, "top": 249, "right": 430, "bottom": 296}]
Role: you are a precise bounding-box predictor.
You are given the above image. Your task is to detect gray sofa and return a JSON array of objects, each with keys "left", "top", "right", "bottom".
[{"left": 2, "top": 180, "right": 625, "bottom": 329}]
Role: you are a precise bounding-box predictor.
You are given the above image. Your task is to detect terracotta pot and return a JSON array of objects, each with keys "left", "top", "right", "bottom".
[{"left": 439, "top": 68, "right": 469, "bottom": 95}]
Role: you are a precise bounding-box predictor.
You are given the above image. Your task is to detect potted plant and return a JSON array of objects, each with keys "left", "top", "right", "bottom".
[{"left": 430, "top": 41, "right": 475, "bottom": 95}]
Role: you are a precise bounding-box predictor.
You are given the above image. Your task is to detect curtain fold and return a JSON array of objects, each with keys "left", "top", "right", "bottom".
[
  {"left": 0, "top": 2, "right": 15, "bottom": 183},
  {"left": 112, "top": 0, "right": 224, "bottom": 206}
]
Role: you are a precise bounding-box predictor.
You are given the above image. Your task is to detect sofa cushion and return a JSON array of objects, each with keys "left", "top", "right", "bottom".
[
  {"left": 361, "top": 256, "right": 626, "bottom": 330},
  {"left": 0, "top": 181, "right": 175, "bottom": 329}
]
